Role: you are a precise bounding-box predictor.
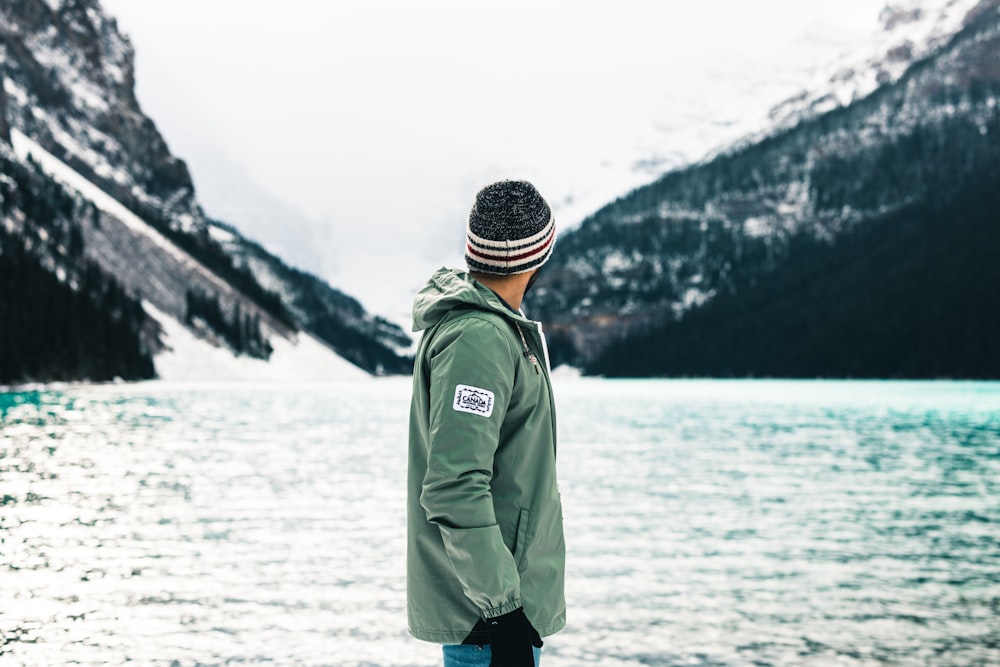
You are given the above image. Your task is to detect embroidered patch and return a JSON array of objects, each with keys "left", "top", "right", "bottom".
[{"left": 453, "top": 384, "right": 495, "bottom": 418}]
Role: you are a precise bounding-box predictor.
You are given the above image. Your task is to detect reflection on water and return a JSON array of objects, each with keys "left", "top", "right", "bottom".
[{"left": 1, "top": 379, "right": 998, "bottom": 666}]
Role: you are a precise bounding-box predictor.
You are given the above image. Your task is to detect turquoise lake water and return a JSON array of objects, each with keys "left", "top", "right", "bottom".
[{"left": 1, "top": 379, "right": 998, "bottom": 666}]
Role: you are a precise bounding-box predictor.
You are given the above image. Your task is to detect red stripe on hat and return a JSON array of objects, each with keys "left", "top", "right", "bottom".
[{"left": 466, "top": 232, "right": 554, "bottom": 263}]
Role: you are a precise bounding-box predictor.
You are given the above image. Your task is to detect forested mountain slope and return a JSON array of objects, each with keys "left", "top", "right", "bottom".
[{"left": 529, "top": 0, "right": 1000, "bottom": 378}]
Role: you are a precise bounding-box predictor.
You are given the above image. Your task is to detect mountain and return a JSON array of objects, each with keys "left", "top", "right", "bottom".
[
  {"left": 757, "top": 0, "right": 987, "bottom": 136},
  {"left": 0, "top": 0, "right": 411, "bottom": 384},
  {"left": 206, "top": 219, "right": 412, "bottom": 375},
  {"left": 528, "top": 0, "right": 1000, "bottom": 378}
]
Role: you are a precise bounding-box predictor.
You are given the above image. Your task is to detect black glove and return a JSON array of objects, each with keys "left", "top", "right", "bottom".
[{"left": 486, "top": 607, "right": 543, "bottom": 667}]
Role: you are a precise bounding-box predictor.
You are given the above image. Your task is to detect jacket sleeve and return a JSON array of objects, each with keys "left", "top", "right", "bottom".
[{"left": 418, "top": 315, "right": 523, "bottom": 619}]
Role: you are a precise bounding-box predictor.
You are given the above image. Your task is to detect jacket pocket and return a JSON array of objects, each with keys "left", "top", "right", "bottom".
[{"left": 513, "top": 507, "right": 531, "bottom": 569}]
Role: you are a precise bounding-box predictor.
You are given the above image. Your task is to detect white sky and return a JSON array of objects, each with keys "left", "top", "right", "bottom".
[{"left": 98, "top": 0, "right": 889, "bottom": 322}]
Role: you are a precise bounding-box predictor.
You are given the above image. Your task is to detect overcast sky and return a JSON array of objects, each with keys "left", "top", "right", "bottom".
[{"left": 99, "top": 0, "right": 889, "bottom": 320}]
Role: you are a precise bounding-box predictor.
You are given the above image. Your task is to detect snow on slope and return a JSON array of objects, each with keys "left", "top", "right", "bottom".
[
  {"left": 11, "top": 128, "right": 212, "bottom": 282},
  {"left": 148, "top": 304, "right": 368, "bottom": 382},
  {"left": 10, "top": 128, "right": 372, "bottom": 381},
  {"left": 767, "top": 0, "right": 985, "bottom": 130}
]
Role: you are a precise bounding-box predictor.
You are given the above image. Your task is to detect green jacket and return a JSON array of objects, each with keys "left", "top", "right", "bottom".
[{"left": 407, "top": 267, "right": 566, "bottom": 644}]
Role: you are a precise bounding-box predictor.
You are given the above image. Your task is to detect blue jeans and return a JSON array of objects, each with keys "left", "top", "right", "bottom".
[{"left": 442, "top": 644, "right": 541, "bottom": 666}]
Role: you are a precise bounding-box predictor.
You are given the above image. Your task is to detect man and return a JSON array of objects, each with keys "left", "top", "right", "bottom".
[{"left": 407, "top": 180, "right": 566, "bottom": 667}]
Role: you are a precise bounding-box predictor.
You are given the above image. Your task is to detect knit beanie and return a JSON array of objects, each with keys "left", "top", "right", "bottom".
[{"left": 465, "top": 179, "right": 556, "bottom": 275}]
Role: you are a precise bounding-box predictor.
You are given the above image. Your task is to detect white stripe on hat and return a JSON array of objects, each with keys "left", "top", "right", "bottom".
[{"left": 466, "top": 214, "right": 555, "bottom": 250}]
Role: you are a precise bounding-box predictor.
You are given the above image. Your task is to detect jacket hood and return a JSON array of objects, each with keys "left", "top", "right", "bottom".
[{"left": 412, "top": 267, "right": 530, "bottom": 333}]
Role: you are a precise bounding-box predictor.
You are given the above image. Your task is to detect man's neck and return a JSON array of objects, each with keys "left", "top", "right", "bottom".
[{"left": 471, "top": 272, "right": 529, "bottom": 311}]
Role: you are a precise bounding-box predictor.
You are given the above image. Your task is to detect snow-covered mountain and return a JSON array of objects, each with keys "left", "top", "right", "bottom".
[
  {"left": 765, "top": 0, "right": 987, "bottom": 132},
  {"left": 529, "top": 0, "right": 1000, "bottom": 377},
  {"left": 551, "top": 0, "right": 988, "bottom": 229},
  {"left": 0, "top": 0, "right": 410, "bottom": 383}
]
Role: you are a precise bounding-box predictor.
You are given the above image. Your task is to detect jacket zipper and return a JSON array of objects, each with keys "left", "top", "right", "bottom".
[{"left": 515, "top": 324, "right": 541, "bottom": 375}]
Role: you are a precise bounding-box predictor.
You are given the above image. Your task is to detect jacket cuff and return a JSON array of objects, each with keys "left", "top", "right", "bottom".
[{"left": 482, "top": 598, "right": 523, "bottom": 619}]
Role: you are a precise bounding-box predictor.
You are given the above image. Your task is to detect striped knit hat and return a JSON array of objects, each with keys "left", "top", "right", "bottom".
[{"left": 465, "top": 180, "right": 556, "bottom": 275}]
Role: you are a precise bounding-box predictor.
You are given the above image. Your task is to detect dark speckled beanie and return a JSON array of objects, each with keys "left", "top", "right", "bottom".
[{"left": 465, "top": 179, "right": 556, "bottom": 275}]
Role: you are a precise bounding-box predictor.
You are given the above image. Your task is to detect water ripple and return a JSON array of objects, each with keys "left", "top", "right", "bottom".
[{"left": 1, "top": 379, "right": 998, "bottom": 666}]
